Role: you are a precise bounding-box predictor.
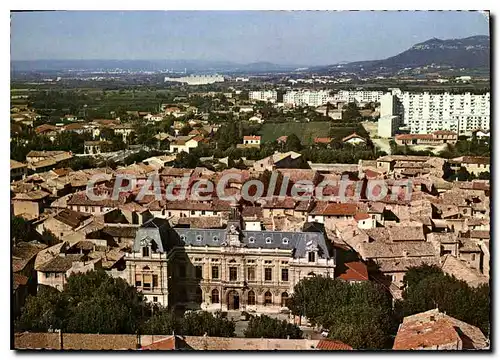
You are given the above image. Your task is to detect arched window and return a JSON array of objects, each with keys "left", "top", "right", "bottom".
[
  {"left": 143, "top": 266, "right": 150, "bottom": 271},
  {"left": 211, "top": 289, "right": 219, "bottom": 304},
  {"left": 281, "top": 292, "right": 289, "bottom": 307},
  {"left": 195, "top": 287, "right": 203, "bottom": 303},
  {"left": 247, "top": 290, "right": 256, "bottom": 306},
  {"left": 264, "top": 291, "right": 272, "bottom": 306}
]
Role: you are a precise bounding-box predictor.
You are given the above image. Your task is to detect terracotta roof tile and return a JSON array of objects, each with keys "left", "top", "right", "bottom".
[{"left": 317, "top": 339, "right": 353, "bottom": 350}]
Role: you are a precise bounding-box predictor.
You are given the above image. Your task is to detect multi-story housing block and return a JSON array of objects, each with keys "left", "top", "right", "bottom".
[
  {"left": 335, "top": 90, "right": 384, "bottom": 103},
  {"left": 396, "top": 92, "right": 490, "bottom": 136},
  {"left": 249, "top": 90, "right": 278, "bottom": 103},
  {"left": 283, "top": 90, "right": 333, "bottom": 107}
]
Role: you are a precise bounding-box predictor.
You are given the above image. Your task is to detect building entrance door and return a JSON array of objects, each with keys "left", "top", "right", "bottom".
[{"left": 227, "top": 290, "right": 240, "bottom": 310}]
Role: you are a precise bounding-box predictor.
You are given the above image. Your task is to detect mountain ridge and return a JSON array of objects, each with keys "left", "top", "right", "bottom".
[{"left": 312, "top": 35, "right": 490, "bottom": 75}]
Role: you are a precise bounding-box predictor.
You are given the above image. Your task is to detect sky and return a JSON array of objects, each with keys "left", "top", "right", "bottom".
[{"left": 10, "top": 11, "right": 490, "bottom": 66}]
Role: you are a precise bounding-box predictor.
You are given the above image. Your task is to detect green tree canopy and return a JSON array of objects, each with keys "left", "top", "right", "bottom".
[
  {"left": 288, "top": 276, "right": 394, "bottom": 349},
  {"left": 244, "top": 315, "right": 302, "bottom": 339}
]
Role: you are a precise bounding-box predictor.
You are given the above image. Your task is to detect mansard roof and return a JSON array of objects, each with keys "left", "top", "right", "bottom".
[{"left": 132, "top": 217, "right": 331, "bottom": 259}]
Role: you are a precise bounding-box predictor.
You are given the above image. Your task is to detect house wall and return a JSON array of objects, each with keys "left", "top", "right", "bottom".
[
  {"left": 458, "top": 251, "right": 481, "bottom": 270},
  {"left": 37, "top": 218, "right": 74, "bottom": 240},
  {"left": 13, "top": 200, "right": 41, "bottom": 219}
]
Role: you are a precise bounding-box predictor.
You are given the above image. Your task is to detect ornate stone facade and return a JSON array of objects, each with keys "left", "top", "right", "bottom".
[{"left": 125, "top": 210, "right": 335, "bottom": 313}]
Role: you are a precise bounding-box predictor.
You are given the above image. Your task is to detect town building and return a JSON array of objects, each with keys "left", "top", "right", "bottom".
[
  {"left": 84, "top": 140, "right": 112, "bottom": 155},
  {"left": 378, "top": 115, "right": 400, "bottom": 138},
  {"left": 335, "top": 90, "right": 384, "bottom": 104},
  {"left": 395, "top": 91, "right": 490, "bottom": 136},
  {"left": 11, "top": 159, "right": 27, "bottom": 181},
  {"left": 242, "top": 135, "right": 261, "bottom": 146},
  {"left": 252, "top": 151, "right": 303, "bottom": 172},
  {"left": 448, "top": 156, "right": 490, "bottom": 175},
  {"left": 169, "top": 135, "right": 203, "bottom": 154},
  {"left": 342, "top": 133, "right": 366, "bottom": 145},
  {"left": 249, "top": 90, "right": 278, "bottom": 103},
  {"left": 283, "top": 90, "right": 334, "bottom": 107},
  {"left": 164, "top": 75, "right": 225, "bottom": 86},
  {"left": 125, "top": 209, "right": 335, "bottom": 311},
  {"left": 395, "top": 130, "right": 458, "bottom": 146},
  {"left": 393, "top": 309, "right": 488, "bottom": 350}
]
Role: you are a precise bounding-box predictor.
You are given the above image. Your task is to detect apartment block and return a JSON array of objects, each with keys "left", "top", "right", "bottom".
[
  {"left": 283, "top": 90, "right": 334, "bottom": 107},
  {"left": 396, "top": 92, "right": 490, "bottom": 136},
  {"left": 249, "top": 90, "right": 278, "bottom": 103}
]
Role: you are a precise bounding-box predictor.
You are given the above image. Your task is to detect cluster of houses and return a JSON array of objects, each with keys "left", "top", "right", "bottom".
[{"left": 10, "top": 92, "right": 490, "bottom": 349}]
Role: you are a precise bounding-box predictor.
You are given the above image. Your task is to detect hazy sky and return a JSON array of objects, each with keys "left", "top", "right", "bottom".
[{"left": 11, "top": 11, "right": 489, "bottom": 65}]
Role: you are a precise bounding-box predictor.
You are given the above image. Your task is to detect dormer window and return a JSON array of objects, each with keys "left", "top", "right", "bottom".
[
  {"left": 142, "top": 246, "right": 150, "bottom": 257},
  {"left": 180, "top": 235, "right": 186, "bottom": 241},
  {"left": 265, "top": 237, "right": 272, "bottom": 244},
  {"left": 282, "top": 237, "right": 289, "bottom": 245},
  {"left": 196, "top": 235, "right": 202, "bottom": 242},
  {"left": 213, "top": 236, "right": 219, "bottom": 242},
  {"left": 308, "top": 252, "right": 316, "bottom": 263},
  {"left": 249, "top": 237, "right": 255, "bottom": 243}
]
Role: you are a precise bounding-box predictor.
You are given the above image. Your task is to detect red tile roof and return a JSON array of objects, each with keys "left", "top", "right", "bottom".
[
  {"left": 317, "top": 339, "right": 353, "bottom": 350},
  {"left": 395, "top": 134, "right": 434, "bottom": 140},
  {"left": 338, "top": 261, "right": 369, "bottom": 282},
  {"left": 35, "top": 124, "right": 59, "bottom": 134},
  {"left": 393, "top": 318, "right": 460, "bottom": 350},
  {"left": 141, "top": 336, "right": 177, "bottom": 350},
  {"left": 354, "top": 213, "right": 371, "bottom": 221},
  {"left": 433, "top": 130, "right": 457, "bottom": 136},
  {"left": 364, "top": 169, "right": 382, "bottom": 179},
  {"left": 244, "top": 135, "right": 261, "bottom": 141},
  {"left": 314, "top": 137, "right": 332, "bottom": 144},
  {"left": 312, "top": 203, "right": 357, "bottom": 216},
  {"left": 342, "top": 133, "right": 365, "bottom": 142}
]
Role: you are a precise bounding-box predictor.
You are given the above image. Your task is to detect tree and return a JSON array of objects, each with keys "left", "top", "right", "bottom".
[
  {"left": 11, "top": 215, "right": 31, "bottom": 245},
  {"left": 182, "top": 311, "right": 235, "bottom": 337},
  {"left": 342, "top": 103, "right": 361, "bottom": 122},
  {"left": 284, "top": 133, "right": 302, "bottom": 152},
  {"left": 16, "top": 270, "right": 149, "bottom": 334},
  {"left": 477, "top": 171, "right": 490, "bottom": 180},
  {"left": 40, "top": 229, "right": 60, "bottom": 246},
  {"left": 15, "top": 285, "right": 67, "bottom": 332},
  {"left": 179, "top": 124, "right": 193, "bottom": 136},
  {"left": 141, "top": 307, "right": 182, "bottom": 335},
  {"left": 288, "top": 276, "right": 394, "bottom": 349},
  {"left": 173, "top": 151, "right": 200, "bottom": 168},
  {"left": 244, "top": 315, "right": 302, "bottom": 339}
]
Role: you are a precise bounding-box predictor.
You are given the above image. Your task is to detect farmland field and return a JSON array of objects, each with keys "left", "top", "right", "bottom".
[{"left": 259, "top": 122, "right": 331, "bottom": 145}]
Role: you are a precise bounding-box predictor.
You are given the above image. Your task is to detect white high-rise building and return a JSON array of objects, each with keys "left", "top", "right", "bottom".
[
  {"left": 283, "top": 90, "right": 334, "bottom": 107},
  {"left": 164, "top": 74, "right": 225, "bottom": 85},
  {"left": 396, "top": 92, "right": 490, "bottom": 136},
  {"left": 249, "top": 90, "right": 278, "bottom": 103},
  {"left": 335, "top": 90, "right": 384, "bottom": 103}
]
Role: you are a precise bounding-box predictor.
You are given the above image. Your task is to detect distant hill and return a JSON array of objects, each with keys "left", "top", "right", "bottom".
[
  {"left": 11, "top": 59, "right": 301, "bottom": 74},
  {"left": 313, "top": 35, "right": 490, "bottom": 75}
]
